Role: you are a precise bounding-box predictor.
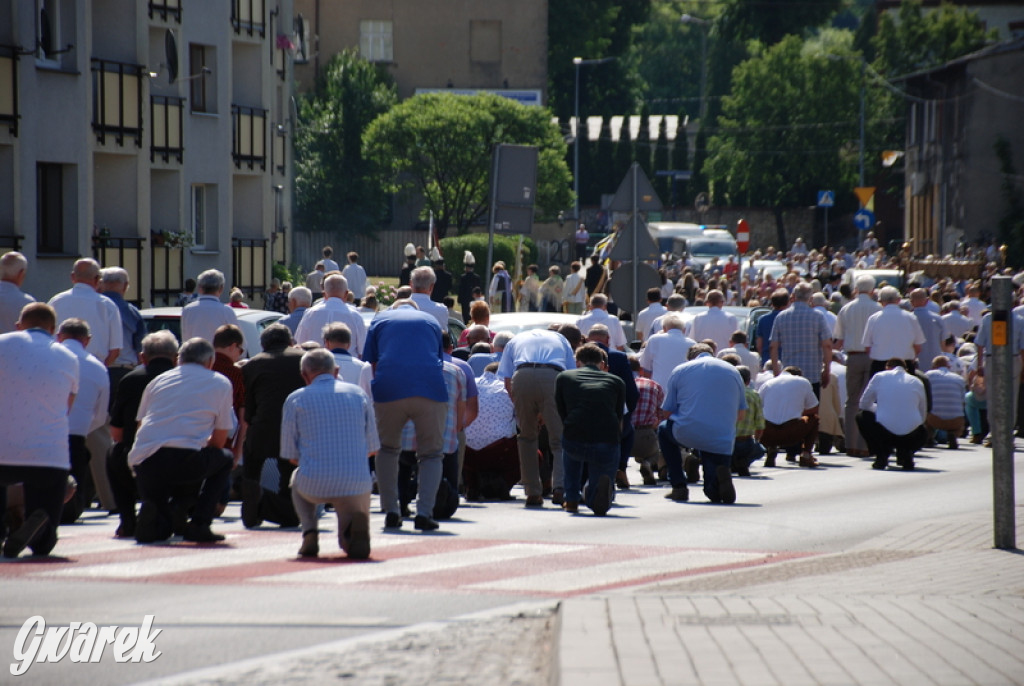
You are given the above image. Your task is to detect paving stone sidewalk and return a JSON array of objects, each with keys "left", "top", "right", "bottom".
[{"left": 559, "top": 507, "right": 1024, "bottom": 686}]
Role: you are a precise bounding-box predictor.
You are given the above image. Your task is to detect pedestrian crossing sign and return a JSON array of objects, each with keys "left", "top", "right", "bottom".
[{"left": 817, "top": 190, "right": 835, "bottom": 207}]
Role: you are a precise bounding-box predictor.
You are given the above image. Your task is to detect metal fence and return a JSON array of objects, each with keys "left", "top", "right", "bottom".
[{"left": 290, "top": 230, "right": 430, "bottom": 278}]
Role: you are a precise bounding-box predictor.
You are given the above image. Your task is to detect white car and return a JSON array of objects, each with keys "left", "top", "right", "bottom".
[
  {"left": 489, "top": 311, "right": 636, "bottom": 346},
  {"left": 140, "top": 307, "right": 284, "bottom": 358}
]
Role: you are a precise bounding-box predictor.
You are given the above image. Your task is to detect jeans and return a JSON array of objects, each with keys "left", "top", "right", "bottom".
[
  {"left": 561, "top": 438, "right": 619, "bottom": 510},
  {"left": 965, "top": 391, "right": 987, "bottom": 437},
  {"left": 657, "top": 420, "right": 731, "bottom": 499}
]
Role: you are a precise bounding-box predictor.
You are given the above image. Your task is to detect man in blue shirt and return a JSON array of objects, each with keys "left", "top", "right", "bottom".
[
  {"left": 658, "top": 344, "right": 747, "bottom": 504},
  {"left": 363, "top": 302, "right": 448, "bottom": 531}
]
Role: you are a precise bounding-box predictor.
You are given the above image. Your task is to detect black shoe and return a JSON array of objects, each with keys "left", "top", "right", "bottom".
[
  {"left": 948, "top": 437, "right": 959, "bottom": 450},
  {"left": 171, "top": 498, "right": 194, "bottom": 536},
  {"left": 115, "top": 519, "right": 136, "bottom": 539},
  {"left": 615, "top": 470, "right": 630, "bottom": 490},
  {"left": 550, "top": 488, "right": 565, "bottom": 506},
  {"left": 683, "top": 453, "right": 700, "bottom": 483},
  {"left": 135, "top": 503, "right": 171, "bottom": 543},
  {"left": 524, "top": 495, "right": 544, "bottom": 507},
  {"left": 590, "top": 475, "right": 613, "bottom": 516},
  {"left": 414, "top": 515, "right": 439, "bottom": 531},
  {"left": 639, "top": 461, "right": 656, "bottom": 486},
  {"left": 665, "top": 485, "right": 689, "bottom": 502},
  {"left": 764, "top": 451, "right": 777, "bottom": 468},
  {"left": 182, "top": 523, "right": 226, "bottom": 543},
  {"left": 298, "top": 530, "right": 319, "bottom": 558},
  {"left": 717, "top": 466, "right": 736, "bottom": 505},
  {"left": 345, "top": 513, "right": 371, "bottom": 559},
  {"left": 241, "top": 479, "right": 263, "bottom": 529},
  {"left": 384, "top": 512, "right": 403, "bottom": 529},
  {"left": 2, "top": 509, "right": 48, "bottom": 558},
  {"left": 871, "top": 459, "right": 888, "bottom": 470}
]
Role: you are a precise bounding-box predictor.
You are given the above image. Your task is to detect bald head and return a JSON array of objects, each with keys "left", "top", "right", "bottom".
[
  {"left": 0, "top": 252, "right": 28, "bottom": 285},
  {"left": 71, "top": 258, "right": 101, "bottom": 288},
  {"left": 323, "top": 274, "right": 350, "bottom": 299}
]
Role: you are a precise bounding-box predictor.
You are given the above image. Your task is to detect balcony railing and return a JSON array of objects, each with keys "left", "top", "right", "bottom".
[
  {"left": 231, "top": 0, "right": 266, "bottom": 37},
  {"left": 232, "top": 237, "right": 268, "bottom": 301},
  {"left": 150, "top": 242, "right": 185, "bottom": 307},
  {"left": 92, "top": 235, "right": 146, "bottom": 307},
  {"left": 0, "top": 46, "right": 18, "bottom": 136},
  {"left": 148, "top": 0, "right": 181, "bottom": 23},
  {"left": 0, "top": 234, "right": 25, "bottom": 253},
  {"left": 231, "top": 104, "right": 266, "bottom": 170},
  {"left": 272, "top": 123, "right": 285, "bottom": 175},
  {"left": 151, "top": 95, "right": 184, "bottom": 163},
  {"left": 91, "top": 58, "right": 144, "bottom": 147}
]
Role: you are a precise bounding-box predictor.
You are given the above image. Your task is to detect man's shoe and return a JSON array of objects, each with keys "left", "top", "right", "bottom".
[
  {"left": 970, "top": 434, "right": 984, "bottom": 445},
  {"left": 182, "top": 523, "right": 226, "bottom": 543},
  {"left": 763, "top": 450, "right": 777, "bottom": 468},
  {"left": 524, "top": 495, "right": 544, "bottom": 508},
  {"left": 664, "top": 485, "right": 689, "bottom": 502},
  {"left": 785, "top": 452, "right": 798, "bottom": 463},
  {"left": 550, "top": 487, "right": 565, "bottom": 506},
  {"left": 135, "top": 503, "right": 171, "bottom": 544},
  {"left": 615, "top": 470, "right": 630, "bottom": 490},
  {"left": 948, "top": 437, "right": 959, "bottom": 450},
  {"left": 414, "top": 515, "right": 440, "bottom": 531},
  {"left": 716, "top": 466, "right": 736, "bottom": 505},
  {"left": 383, "top": 512, "right": 403, "bottom": 529},
  {"left": 683, "top": 453, "right": 701, "bottom": 483},
  {"left": 639, "top": 461, "right": 657, "bottom": 486},
  {"left": 298, "top": 530, "right": 319, "bottom": 558},
  {"left": 871, "top": 458, "right": 888, "bottom": 470},
  {"left": 798, "top": 452, "right": 819, "bottom": 468},
  {"left": 171, "top": 498, "right": 194, "bottom": 536},
  {"left": 345, "top": 513, "right": 371, "bottom": 559},
  {"left": 562, "top": 501, "right": 579, "bottom": 513},
  {"left": 2, "top": 509, "right": 48, "bottom": 558},
  {"left": 591, "top": 475, "right": 613, "bottom": 516},
  {"left": 241, "top": 479, "right": 263, "bottom": 529},
  {"left": 115, "top": 520, "right": 136, "bottom": 539}
]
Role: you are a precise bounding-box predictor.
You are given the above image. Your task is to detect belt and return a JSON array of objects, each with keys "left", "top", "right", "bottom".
[
  {"left": 110, "top": 364, "right": 136, "bottom": 370},
  {"left": 846, "top": 351, "right": 866, "bottom": 355},
  {"left": 735, "top": 434, "right": 754, "bottom": 441},
  {"left": 515, "top": 363, "right": 563, "bottom": 372}
]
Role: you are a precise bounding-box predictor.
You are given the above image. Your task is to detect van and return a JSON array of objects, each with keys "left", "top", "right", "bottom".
[
  {"left": 672, "top": 234, "right": 739, "bottom": 273},
  {"left": 646, "top": 222, "right": 706, "bottom": 253}
]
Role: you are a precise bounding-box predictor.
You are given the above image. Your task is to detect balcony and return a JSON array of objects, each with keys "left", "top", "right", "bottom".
[
  {"left": 231, "top": 104, "right": 266, "bottom": 170},
  {"left": 92, "top": 235, "right": 146, "bottom": 307},
  {"left": 0, "top": 235, "right": 25, "bottom": 252},
  {"left": 91, "top": 58, "right": 144, "bottom": 148},
  {"left": 232, "top": 237, "right": 268, "bottom": 301},
  {"left": 151, "top": 95, "right": 184, "bottom": 163},
  {"left": 150, "top": 241, "right": 185, "bottom": 307},
  {"left": 0, "top": 46, "right": 18, "bottom": 136},
  {"left": 231, "top": 0, "right": 266, "bottom": 38},
  {"left": 148, "top": 0, "right": 181, "bottom": 23}
]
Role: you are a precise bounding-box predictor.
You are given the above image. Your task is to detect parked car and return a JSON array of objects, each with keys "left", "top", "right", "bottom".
[
  {"left": 489, "top": 311, "right": 635, "bottom": 346},
  {"left": 842, "top": 268, "right": 904, "bottom": 292},
  {"left": 140, "top": 307, "right": 284, "bottom": 358}
]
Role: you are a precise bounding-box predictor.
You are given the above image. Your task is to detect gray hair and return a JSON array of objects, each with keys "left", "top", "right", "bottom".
[
  {"left": 141, "top": 330, "right": 179, "bottom": 360},
  {"left": 322, "top": 321, "right": 352, "bottom": 347},
  {"left": 587, "top": 323, "right": 610, "bottom": 340},
  {"left": 0, "top": 251, "right": 28, "bottom": 280},
  {"left": 492, "top": 330, "right": 514, "bottom": 351},
  {"left": 810, "top": 292, "right": 828, "bottom": 308},
  {"left": 57, "top": 317, "right": 91, "bottom": 342},
  {"left": 662, "top": 314, "right": 685, "bottom": 332},
  {"left": 323, "top": 274, "right": 349, "bottom": 298},
  {"left": 665, "top": 293, "right": 686, "bottom": 311},
  {"left": 301, "top": 348, "right": 337, "bottom": 377},
  {"left": 197, "top": 269, "right": 226, "bottom": 294},
  {"left": 179, "top": 337, "right": 215, "bottom": 366},
  {"left": 410, "top": 266, "right": 436, "bottom": 292},
  {"left": 288, "top": 286, "right": 312, "bottom": 307},
  {"left": 878, "top": 286, "right": 901, "bottom": 304},
  {"left": 854, "top": 274, "right": 876, "bottom": 294},
  {"left": 792, "top": 282, "right": 813, "bottom": 302},
  {"left": 590, "top": 293, "right": 608, "bottom": 309},
  {"left": 100, "top": 267, "right": 129, "bottom": 286}
]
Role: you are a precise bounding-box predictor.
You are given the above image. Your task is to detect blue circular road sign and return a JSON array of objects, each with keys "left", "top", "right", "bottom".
[{"left": 854, "top": 208, "right": 876, "bottom": 232}]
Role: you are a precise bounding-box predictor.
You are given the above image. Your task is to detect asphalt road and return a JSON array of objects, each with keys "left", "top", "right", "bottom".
[{"left": 2, "top": 442, "right": 1018, "bottom": 685}]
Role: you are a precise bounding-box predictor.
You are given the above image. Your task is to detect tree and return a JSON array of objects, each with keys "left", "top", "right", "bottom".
[
  {"left": 594, "top": 117, "right": 616, "bottom": 199},
  {"left": 671, "top": 112, "right": 690, "bottom": 206},
  {"left": 293, "top": 50, "right": 396, "bottom": 237},
  {"left": 364, "top": 92, "right": 573, "bottom": 237},
  {"left": 635, "top": 104, "right": 654, "bottom": 182},
  {"left": 628, "top": 1, "right": 703, "bottom": 116},
  {"left": 653, "top": 115, "right": 670, "bottom": 204},
  {"left": 614, "top": 116, "right": 633, "bottom": 186}
]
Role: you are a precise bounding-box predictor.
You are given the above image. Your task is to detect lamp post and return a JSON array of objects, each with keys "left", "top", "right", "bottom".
[
  {"left": 680, "top": 14, "right": 710, "bottom": 122},
  {"left": 573, "top": 56, "right": 615, "bottom": 220}
]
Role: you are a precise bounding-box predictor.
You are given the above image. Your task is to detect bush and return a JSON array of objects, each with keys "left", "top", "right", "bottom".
[
  {"left": 439, "top": 233, "right": 537, "bottom": 277},
  {"left": 272, "top": 263, "right": 306, "bottom": 286}
]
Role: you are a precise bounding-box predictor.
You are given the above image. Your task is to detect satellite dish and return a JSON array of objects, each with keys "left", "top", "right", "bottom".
[
  {"left": 165, "top": 30, "right": 178, "bottom": 84},
  {"left": 39, "top": 8, "right": 54, "bottom": 55}
]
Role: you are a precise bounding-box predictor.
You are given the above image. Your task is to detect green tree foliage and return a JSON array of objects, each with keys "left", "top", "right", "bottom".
[
  {"left": 719, "top": 0, "right": 842, "bottom": 46},
  {"left": 995, "top": 138, "right": 1024, "bottom": 269},
  {"left": 635, "top": 104, "right": 654, "bottom": 182},
  {"left": 614, "top": 116, "right": 634, "bottom": 185},
  {"left": 653, "top": 115, "right": 670, "bottom": 204},
  {"left": 439, "top": 233, "right": 537, "bottom": 278},
  {"left": 594, "top": 117, "right": 616, "bottom": 199},
  {"left": 628, "top": 1, "right": 704, "bottom": 116},
  {"left": 671, "top": 112, "right": 690, "bottom": 205},
  {"left": 548, "top": 1, "right": 651, "bottom": 121},
  {"left": 293, "top": 50, "right": 396, "bottom": 237},
  {"left": 364, "top": 92, "right": 573, "bottom": 237}
]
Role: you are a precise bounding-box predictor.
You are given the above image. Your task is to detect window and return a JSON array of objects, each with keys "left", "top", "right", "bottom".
[
  {"left": 36, "top": 0, "right": 73, "bottom": 67},
  {"left": 189, "top": 43, "right": 213, "bottom": 113},
  {"left": 37, "top": 163, "right": 64, "bottom": 253},
  {"left": 191, "top": 184, "right": 207, "bottom": 248},
  {"left": 359, "top": 20, "right": 393, "bottom": 63},
  {"left": 231, "top": 0, "right": 266, "bottom": 37}
]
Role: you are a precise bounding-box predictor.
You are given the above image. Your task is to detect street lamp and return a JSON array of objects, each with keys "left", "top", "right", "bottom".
[
  {"left": 573, "top": 56, "right": 615, "bottom": 220},
  {"left": 680, "top": 14, "right": 710, "bottom": 122}
]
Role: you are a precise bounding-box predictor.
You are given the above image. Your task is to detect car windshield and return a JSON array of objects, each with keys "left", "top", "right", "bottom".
[{"left": 689, "top": 241, "right": 736, "bottom": 256}]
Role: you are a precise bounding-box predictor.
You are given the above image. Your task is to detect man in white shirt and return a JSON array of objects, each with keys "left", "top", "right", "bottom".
[
  {"left": 562, "top": 261, "right": 587, "bottom": 315},
  {"left": 833, "top": 274, "right": 880, "bottom": 457},
  {"left": 961, "top": 284, "right": 986, "bottom": 328},
  {"left": 0, "top": 251, "right": 35, "bottom": 335},
  {"left": 640, "top": 315, "right": 696, "bottom": 390},
  {"left": 320, "top": 246, "right": 340, "bottom": 273},
  {"left": 129, "top": 338, "right": 235, "bottom": 543},
  {"left": 941, "top": 300, "right": 974, "bottom": 339},
  {"left": 0, "top": 303, "right": 79, "bottom": 558},
  {"left": 648, "top": 293, "right": 690, "bottom": 340},
  {"left": 857, "top": 358, "right": 928, "bottom": 470},
  {"left": 48, "top": 258, "right": 123, "bottom": 366},
  {"left": 409, "top": 266, "right": 450, "bottom": 330},
  {"left": 180, "top": 269, "right": 237, "bottom": 344},
  {"left": 323, "top": 321, "right": 372, "bottom": 397},
  {"left": 811, "top": 292, "right": 837, "bottom": 337},
  {"left": 717, "top": 330, "right": 760, "bottom": 371},
  {"left": 294, "top": 274, "right": 367, "bottom": 356},
  {"left": 862, "top": 286, "right": 925, "bottom": 376},
  {"left": 635, "top": 288, "right": 666, "bottom": 345},
  {"left": 342, "top": 251, "right": 368, "bottom": 305},
  {"left": 689, "top": 289, "right": 737, "bottom": 353},
  {"left": 576, "top": 293, "right": 628, "bottom": 350},
  {"left": 758, "top": 367, "right": 820, "bottom": 468},
  {"left": 57, "top": 318, "right": 110, "bottom": 524}
]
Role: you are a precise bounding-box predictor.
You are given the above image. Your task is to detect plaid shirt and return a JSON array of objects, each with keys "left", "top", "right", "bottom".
[
  {"left": 769, "top": 301, "right": 830, "bottom": 383},
  {"left": 401, "top": 361, "right": 465, "bottom": 454},
  {"left": 633, "top": 376, "right": 665, "bottom": 428},
  {"left": 735, "top": 387, "right": 765, "bottom": 436}
]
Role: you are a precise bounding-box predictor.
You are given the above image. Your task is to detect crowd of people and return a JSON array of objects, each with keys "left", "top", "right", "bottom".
[{"left": 2, "top": 234, "right": 1023, "bottom": 560}]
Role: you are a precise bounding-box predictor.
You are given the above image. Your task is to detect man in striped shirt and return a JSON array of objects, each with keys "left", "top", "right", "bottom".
[{"left": 924, "top": 356, "right": 966, "bottom": 450}]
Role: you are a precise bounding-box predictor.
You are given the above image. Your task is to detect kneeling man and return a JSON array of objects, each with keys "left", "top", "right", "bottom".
[{"left": 856, "top": 358, "right": 928, "bottom": 470}]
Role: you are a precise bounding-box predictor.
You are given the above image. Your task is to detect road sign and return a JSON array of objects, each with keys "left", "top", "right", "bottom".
[
  {"left": 854, "top": 187, "right": 876, "bottom": 207},
  {"left": 736, "top": 218, "right": 750, "bottom": 254},
  {"left": 607, "top": 163, "right": 663, "bottom": 213},
  {"left": 817, "top": 190, "right": 835, "bottom": 207},
  {"left": 853, "top": 208, "right": 876, "bottom": 232}
]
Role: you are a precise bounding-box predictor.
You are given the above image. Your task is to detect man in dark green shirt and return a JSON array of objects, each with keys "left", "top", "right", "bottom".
[{"left": 554, "top": 344, "right": 625, "bottom": 516}]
